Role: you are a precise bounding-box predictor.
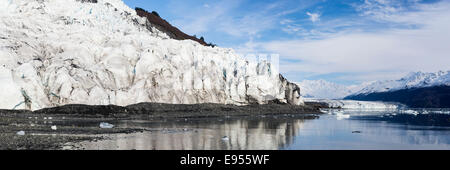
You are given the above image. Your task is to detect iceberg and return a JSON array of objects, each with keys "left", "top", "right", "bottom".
[{"left": 99, "top": 122, "right": 114, "bottom": 129}]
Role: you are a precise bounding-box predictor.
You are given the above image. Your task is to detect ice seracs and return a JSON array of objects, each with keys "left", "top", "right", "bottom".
[{"left": 0, "top": 0, "right": 303, "bottom": 110}]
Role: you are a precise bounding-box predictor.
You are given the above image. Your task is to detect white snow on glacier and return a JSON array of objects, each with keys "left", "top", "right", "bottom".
[{"left": 0, "top": 0, "right": 303, "bottom": 110}]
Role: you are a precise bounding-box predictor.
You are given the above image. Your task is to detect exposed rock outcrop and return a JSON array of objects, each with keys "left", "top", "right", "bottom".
[{"left": 135, "top": 7, "right": 215, "bottom": 47}]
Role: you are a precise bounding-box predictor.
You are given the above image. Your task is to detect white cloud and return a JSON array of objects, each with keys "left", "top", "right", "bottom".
[
  {"left": 280, "top": 19, "right": 294, "bottom": 25},
  {"left": 306, "top": 12, "right": 320, "bottom": 22},
  {"left": 170, "top": 0, "right": 240, "bottom": 34},
  {"left": 256, "top": 1, "right": 450, "bottom": 82},
  {"left": 217, "top": 12, "right": 277, "bottom": 37},
  {"left": 170, "top": 0, "right": 321, "bottom": 39}
]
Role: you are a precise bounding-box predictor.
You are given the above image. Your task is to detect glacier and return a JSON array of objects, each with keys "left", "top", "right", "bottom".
[
  {"left": 0, "top": 0, "right": 303, "bottom": 110},
  {"left": 304, "top": 98, "right": 402, "bottom": 111}
]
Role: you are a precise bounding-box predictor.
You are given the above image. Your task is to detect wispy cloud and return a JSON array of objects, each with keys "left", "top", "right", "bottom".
[
  {"left": 306, "top": 12, "right": 320, "bottom": 22},
  {"left": 169, "top": 0, "right": 239, "bottom": 35},
  {"left": 256, "top": 0, "right": 450, "bottom": 83},
  {"left": 168, "top": 0, "right": 323, "bottom": 42},
  {"left": 127, "top": 0, "right": 450, "bottom": 84},
  {"left": 169, "top": 1, "right": 280, "bottom": 38}
]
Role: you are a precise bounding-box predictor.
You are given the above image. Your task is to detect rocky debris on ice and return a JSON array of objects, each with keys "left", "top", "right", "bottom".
[{"left": 0, "top": 0, "right": 303, "bottom": 110}]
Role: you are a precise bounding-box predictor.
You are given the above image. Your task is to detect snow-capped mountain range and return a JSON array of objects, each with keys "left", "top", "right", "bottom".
[
  {"left": 297, "top": 80, "right": 365, "bottom": 99},
  {"left": 0, "top": 0, "right": 302, "bottom": 110},
  {"left": 298, "top": 71, "right": 450, "bottom": 99},
  {"left": 351, "top": 71, "right": 450, "bottom": 95}
]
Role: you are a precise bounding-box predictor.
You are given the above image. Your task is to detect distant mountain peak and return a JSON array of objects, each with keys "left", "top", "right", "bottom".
[{"left": 353, "top": 70, "right": 450, "bottom": 95}]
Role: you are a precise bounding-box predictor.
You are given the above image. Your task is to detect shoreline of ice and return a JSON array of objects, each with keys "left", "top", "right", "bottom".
[{"left": 304, "top": 98, "right": 403, "bottom": 110}]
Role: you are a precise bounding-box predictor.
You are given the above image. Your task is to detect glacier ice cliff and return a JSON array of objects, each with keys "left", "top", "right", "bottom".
[{"left": 0, "top": 0, "right": 303, "bottom": 110}]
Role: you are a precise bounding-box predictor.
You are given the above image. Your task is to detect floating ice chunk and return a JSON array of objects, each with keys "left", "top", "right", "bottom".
[
  {"left": 99, "top": 122, "right": 114, "bottom": 129},
  {"left": 336, "top": 113, "right": 350, "bottom": 120},
  {"left": 51, "top": 125, "right": 57, "bottom": 130},
  {"left": 221, "top": 136, "right": 230, "bottom": 141},
  {"left": 16, "top": 131, "right": 25, "bottom": 136},
  {"left": 401, "top": 109, "right": 420, "bottom": 116},
  {"left": 62, "top": 145, "right": 73, "bottom": 150}
]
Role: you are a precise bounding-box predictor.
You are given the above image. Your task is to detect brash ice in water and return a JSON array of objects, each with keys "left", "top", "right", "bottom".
[{"left": 74, "top": 108, "right": 450, "bottom": 150}]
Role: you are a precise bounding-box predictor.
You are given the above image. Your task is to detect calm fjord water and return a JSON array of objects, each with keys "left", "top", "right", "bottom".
[{"left": 77, "top": 109, "right": 450, "bottom": 150}]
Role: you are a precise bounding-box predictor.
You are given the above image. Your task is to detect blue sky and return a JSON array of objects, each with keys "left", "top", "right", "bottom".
[{"left": 123, "top": 0, "right": 450, "bottom": 85}]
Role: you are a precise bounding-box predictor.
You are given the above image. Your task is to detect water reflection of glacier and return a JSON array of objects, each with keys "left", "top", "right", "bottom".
[
  {"left": 78, "top": 116, "right": 310, "bottom": 150},
  {"left": 77, "top": 111, "right": 450, "bottom": 150}
]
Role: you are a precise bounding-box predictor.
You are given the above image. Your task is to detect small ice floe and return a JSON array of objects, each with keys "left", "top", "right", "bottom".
[
  {"left": 51, "top": 125, "right": 57, "bottom": 130},
  {"left": 221, "top": 136, "right": 230, "bottom": 141},
  {"left": 48, "top": 117, "right": 53, "bottom": 120},
  {"left": 62, "top": 145, "right": 73, "bottom": 150},
  {"left": 401, "top": 109, "right": 420, "bottom": 116},
  {"left": 16, "top": 131, "right": 25, "bottom": 136},
  {"left": 336, "top": 113, "right": 351, "bottom": 120},
  {"left": 99, "top": 122, "right": 114, "bottom": 129}
]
